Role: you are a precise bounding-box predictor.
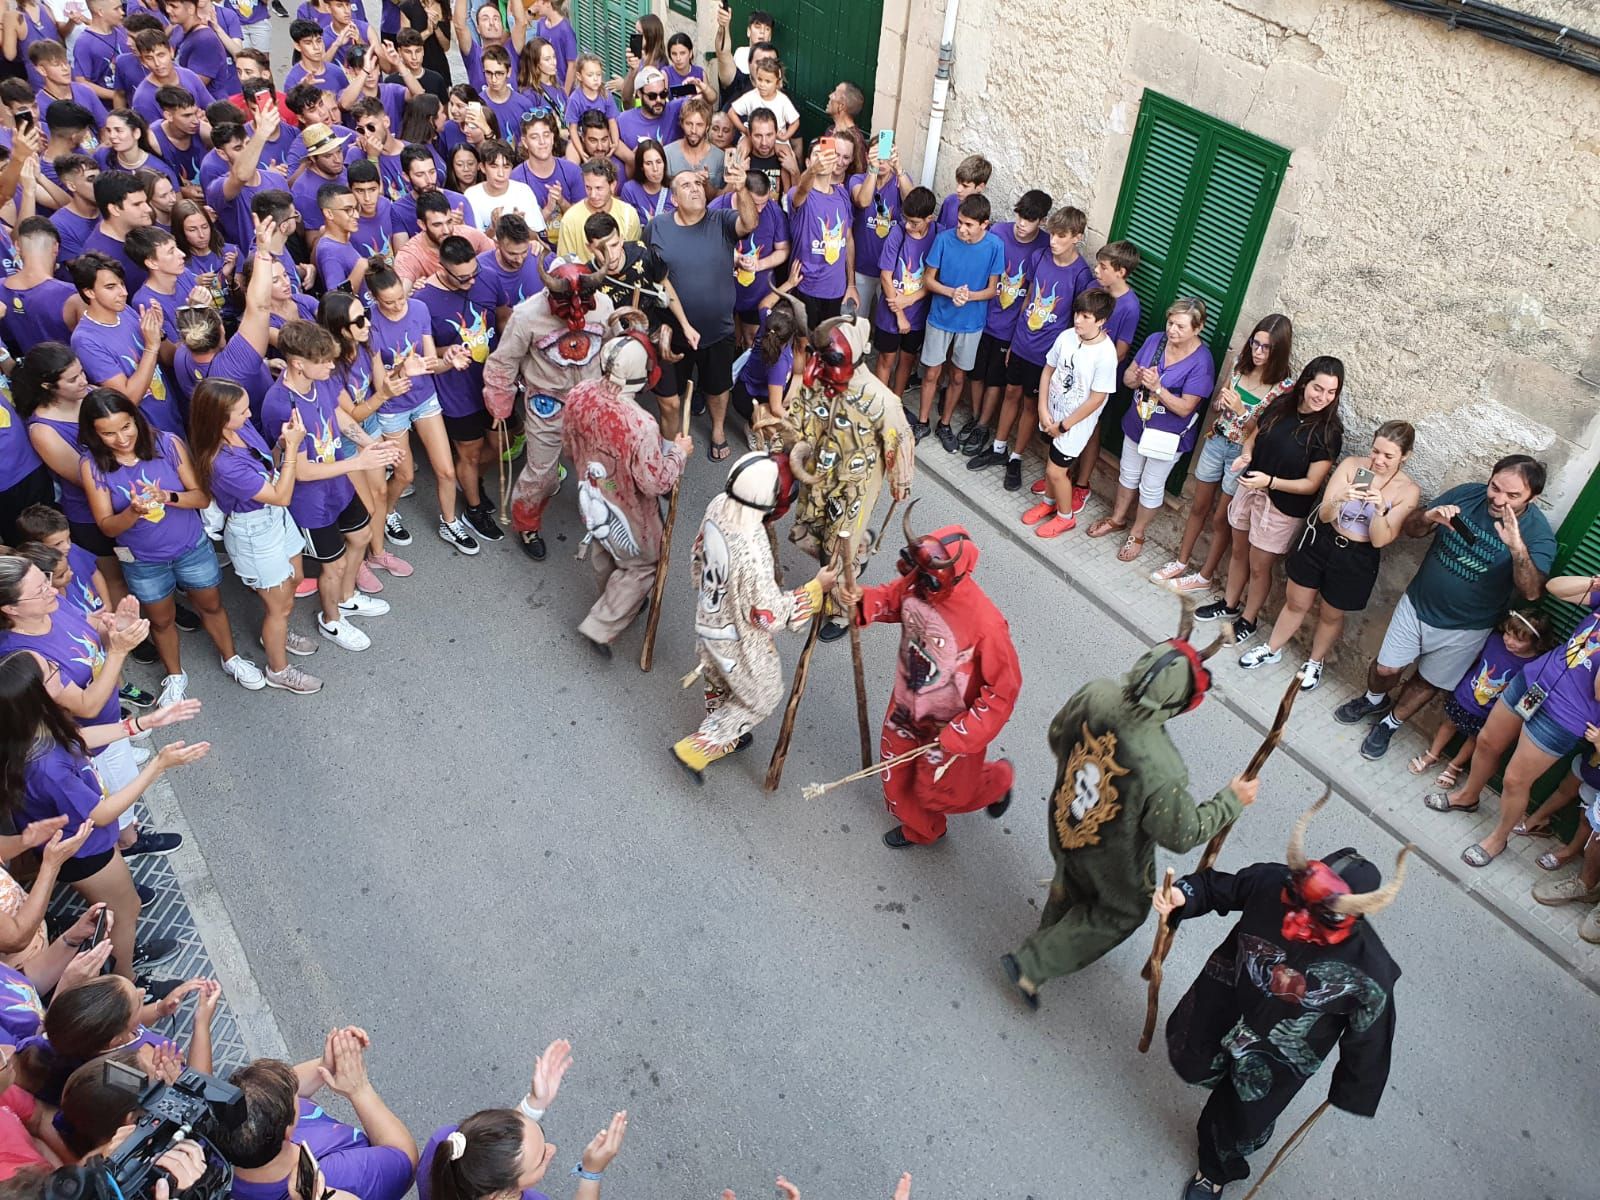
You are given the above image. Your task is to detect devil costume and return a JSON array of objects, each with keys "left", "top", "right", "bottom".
[
  {"left": 563, "top": 319, "right": 687, "bottom": 652},
  {"left": 851, "top": 507, "right": 1021, "bottom": 847},
  {"left": 483, "top": 258, "right": 615, "bottom": 561},
  {"left": 1163, "top": 795, "right": 1405, "bottom": 1197},
  {"left": 1004, "top": 615, "right": 1244, "bottom": 997},
  {"left": 673, "top": 452, "right": 829, "bottom": 780}
]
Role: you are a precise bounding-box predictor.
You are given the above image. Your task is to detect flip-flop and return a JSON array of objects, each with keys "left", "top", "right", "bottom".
[
  {"left": 1086, "top": 517, "right": 1128, "bottom": 539},
  {"left": 1537, "top": 851, "right": 1568, "bottom": 871},
  {"left": 1424, "top": 792, "right": 1478, "bottom": 813},
  {"left": 1116, "top": 534, "right": 1147, "bottom": 563},
  {"left": 708, "top": 439, "right": 730, "bottom": 462},
  {"left": 1461, "top": 843, "right": 1500, "bottom": 868},
  {"left": 1512, "top": 821, "right": 1556, "bottom": 839}
]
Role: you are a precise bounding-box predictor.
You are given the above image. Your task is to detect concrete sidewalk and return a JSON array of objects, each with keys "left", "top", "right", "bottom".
[{"left": 912, "top": 418, "right": 1600, "bottom": 993}]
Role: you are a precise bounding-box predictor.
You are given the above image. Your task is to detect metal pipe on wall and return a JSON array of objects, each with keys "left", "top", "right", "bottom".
[{"left": 919, "top": 0, "right": 961, "bottom": 187}]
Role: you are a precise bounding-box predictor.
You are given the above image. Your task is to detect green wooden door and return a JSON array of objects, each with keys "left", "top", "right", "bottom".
[
  {"left": 725, "top": 0, "right": 880, "bottom": 140},
  {"left": 1100, "top": 91, "right": 1290, "bottom": 492},
  {"left": 573, "top": 0, "right": 650, "bottom": 80}
]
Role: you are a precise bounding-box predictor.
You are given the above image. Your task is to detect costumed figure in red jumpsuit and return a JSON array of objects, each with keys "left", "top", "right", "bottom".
[
  {"left": 840, "top": 502, "right": 1022, "bottom": 848},
  {"left": 482, "top": 257, "right": 614, "bottom": 562}
]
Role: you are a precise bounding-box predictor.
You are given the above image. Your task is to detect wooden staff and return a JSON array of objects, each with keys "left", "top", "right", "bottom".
[
  {"left": 839, "top": 530, "right": 873, "bottom": 769},
  {"left": 1240, "top": 1100, "right": 1331, "bottom": 1200},
  {"left": 801, "top": 741, "right": 938, "bottom": 800},
  {"left": 764, "top": 604, "right": 823, "bottom": 790},
  {"left": 1137, "top": 670, "right": 1304, "bottom": 1052},
  {"left": 639, "top": 381, "right": 694, "bottom": 673},
  {"left": 495, "top": 417, "right": 510, "bottom": 517}
]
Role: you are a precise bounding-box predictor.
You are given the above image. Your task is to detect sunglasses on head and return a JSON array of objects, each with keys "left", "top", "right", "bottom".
[{"left": 520, "top": 106, "right": 553, "bottom": 121}]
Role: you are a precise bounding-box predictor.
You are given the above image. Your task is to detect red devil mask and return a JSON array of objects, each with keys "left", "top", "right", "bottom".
[
  {"left": 1281, "top": 860, "right": 1358, "bottom": 945},
  {"left": 802, "top": 321, "right": 856, "bottom": 395},
  {"left": 896, "top": 501, "right": 975, "bottom": 602},
  {"left": 538, "top": 259, "right": 605, "bottom": 361}
]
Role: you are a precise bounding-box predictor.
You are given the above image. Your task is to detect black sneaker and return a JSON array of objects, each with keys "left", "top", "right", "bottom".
[
  {"left": 119, "top": 683, "right": 157, "bottom": 709},
  {"left": 935, "top": 422, "right": 958, "bottom": 453},
  {"left": 1003, "top": 458, "right": 1022, "bottom": 492},
  {"left": 138, "top": 976, "right": 187, "bottom": 1002},
  {"left": 174, "top": 604, "right": 201, "bottom": 633},
  {"left": 132, "top": 936, "right": 180, "bottom": 969},
  {"left": 1194, "top": 600, "right": 1242, "bottom": 623},
  {"left": 966, "top": 446, "right": 1005, "bottom": 471},
  {"left": 130, "top": 639, "right": 159, "bottom": 666},
  {"left": 959, "top": 423, "right": 990, "bottom": 454},
  {"left": 384, "top": 512, "right": 413, "bottom": 546},
  {"left": 437, "top": 515, "right": 481, "bottom": 555},
  {"left": 519, "top": 531, "right": 547, "bottom": 561},
  {"left": 910, "top": 418, "right": 930, "bottom": 443},
  {"left": 123, "top": 831, "right": 182, "bottom": 858},
  {"left": 136, "top": 880, "right": 157, "bottom": 905},
  {"left": 463, "top": 504, "right": 504, "bottom": 542},
  {"left": 1230, "top": 617, "right": 1257, "bottom": 645},
  {"left": 465, "top": 489, "right": 497, "bottom": 515},
  {"left": 1361, "top": 719, "right": 1399, "bottom": 760},
  {"left": 269, "top": 0, "right": 288, "bottom": 14},
  {"left": 1334, "top": 694, "right": 1392, "bottom": 725}
]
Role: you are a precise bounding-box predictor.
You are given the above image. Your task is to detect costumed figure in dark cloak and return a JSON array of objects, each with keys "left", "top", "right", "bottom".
[
  {"left": 672, "top": 452, "right": 838, "bottom": 781},
  {"left": 562, "top": 312, "right": 692, "bottom": 656},
  {"left": 483, "top": 257, "right": 615, "bottom": 561},
  {"left": 1153, "top": 793, "right": 1407, "bottom": 1199},
  {"left": 837, "top": 504, "right": 1021, "bottom": 848},
  {"left": 1000, "top": 608, "right": 1257, "bottom": 1008}
]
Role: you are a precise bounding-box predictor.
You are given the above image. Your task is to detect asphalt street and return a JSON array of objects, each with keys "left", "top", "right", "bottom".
[{"left": 142, "top": 445, "right": 1596, "bottom": 1200}]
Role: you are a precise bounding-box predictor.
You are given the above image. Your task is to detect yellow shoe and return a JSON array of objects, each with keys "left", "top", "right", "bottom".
[{"left": 671, "top": 731, "right": 754, "bottom": 784}]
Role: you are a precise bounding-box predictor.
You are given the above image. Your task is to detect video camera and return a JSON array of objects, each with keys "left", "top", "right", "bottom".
[{"left": 44, "top": 1063, "right": 245, "bottom": 1200}]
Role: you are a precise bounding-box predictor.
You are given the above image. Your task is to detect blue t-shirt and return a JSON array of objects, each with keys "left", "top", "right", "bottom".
[{"left": 924, "top": 229, "right": 1004, "bottom": 335}]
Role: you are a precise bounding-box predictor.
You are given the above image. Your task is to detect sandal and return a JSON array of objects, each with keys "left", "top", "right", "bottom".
[
  {"left": 1423, "top": 792, "right": 1479, "bottom": 813},
  {"left": 1406, "top": 751, "right": 1439, "bottom": 776},
  {"left": 1537, "top": 850, "right": 1570, "bottom": 871},
  {"left": 1086, "top": 517, "right": 1128, "bottom": 540},
  {"left": 1512, "top": 820, "right": 1555, "bottom": 839},
  {"left": 1434, "top": 763, "right": 1461, "bottom": 788},
  {"left": 1461, "top": 842, "right": 1500, "bottom": 868},
  {"left": 707, "top": 439, "right": 730, "bottom": 462},
  {"left": 1116, "top": 534, "right": 1147, "bottom": 563}
]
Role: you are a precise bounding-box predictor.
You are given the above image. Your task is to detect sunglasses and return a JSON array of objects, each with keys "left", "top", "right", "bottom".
[
  {"left": 641, "top": 90, "right": 666, "bottom": 101},
  {"left": 347, "top": 312, "right": 369, "bottom": 327}
]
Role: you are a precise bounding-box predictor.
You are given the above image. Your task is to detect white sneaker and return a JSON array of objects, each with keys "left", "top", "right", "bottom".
[
  {"left": 220, "top": 654, "right": 266, "bottom": 690},
  {"left": 1238, "top": 645, "right": 1282, "bottom": 670},
  {"left": 1299, "top": 660, "right": 1324, "bottom": 692},
  {"left": 318, "top": 616, "right": 371, "bottom": 652},
  {"left": 157, "top": 672, "right": 189, "bottom": 707},
  {"left": 437, "top": 515, "right": 481, "bottom": 556},
  {"left": 1149, "top": 560, "right": 1187, "bottom": 582},
  {"left": 338, "top": 591, "right": 391, "bottom": 617},
  {"left": 399, "top": 481, "right": 416, "bottom": 499}
]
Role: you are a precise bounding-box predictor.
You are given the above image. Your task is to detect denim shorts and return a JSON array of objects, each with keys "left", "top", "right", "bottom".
[
  {"left": 1192, "top": 431, "right": 1247, "bottom": 494},
  {"left": 376, "top": 395, "right": 443, "bottom": 435},
  {"left": 121, "top": 535, "right": 224, "bottom": 604},
  {"left": 1499, "top": 672, "right": 1583, "bottom": 759},
  {"left": 223, "top": 505, "right": 304, "bottom": 591}
]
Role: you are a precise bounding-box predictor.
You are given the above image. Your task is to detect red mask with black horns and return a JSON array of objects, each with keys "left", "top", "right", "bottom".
[
  {"left": 538, "top": 258, "right": 606, "bottom": 359},
  {"left": 896, "top": 499, "right": 972, "bottom": 602},
  {"left": 801, "top": 318, "right": 856, "bottom": 396}
]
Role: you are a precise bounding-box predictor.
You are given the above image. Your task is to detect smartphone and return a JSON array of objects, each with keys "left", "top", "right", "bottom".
[
  {"left": 719, "top": 0, "right": 730, "bottom": 9},
  {"left": 296, "top": 1144, "right": 320, "bottom": 1200},
  {"left": 1352, "top": 467, "right": 1374, "bottom": 490},
  {"left": 1448, "top": 514, "right": 1477, "bottom": 545},
  {"left": 817, "top": 134, "right": 835, "bottom": 158},
  {"left": 14, "top": 110, "right": 33, "bottom": 135},
  {"left": 877, "top": 128, "right": 893, "bottom": 160},
  {"left": 669, "top": 81, "right": 698, "bottom": 98},
  {"left": 628, "top": 33, "right": 643, "bottom": 57},
  {"left": 79, "top": 906, "right": 108, "bottom": 954}
]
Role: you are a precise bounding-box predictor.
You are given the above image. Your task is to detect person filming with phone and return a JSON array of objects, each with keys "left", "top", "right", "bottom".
[{"left": 1334, "top": 453, "right": 1556, "bottom": 762}]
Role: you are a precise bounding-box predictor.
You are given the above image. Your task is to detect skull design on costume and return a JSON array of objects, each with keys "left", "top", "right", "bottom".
[{"left": 699, "top": 520, "right": 731, "bottom": 615}]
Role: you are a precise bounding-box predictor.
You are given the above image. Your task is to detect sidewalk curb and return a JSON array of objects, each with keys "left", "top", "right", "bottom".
[
  {"left": 143, "top": 774, "right": 290, "bottom": 1061},
  {"left": 916, "top": 449, "right": 1600, "bottom": 996}
]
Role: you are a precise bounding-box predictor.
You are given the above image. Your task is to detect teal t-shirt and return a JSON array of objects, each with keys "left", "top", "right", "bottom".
[{"left": 1406, "top": 482, "right": 1556, "bottom": 630}]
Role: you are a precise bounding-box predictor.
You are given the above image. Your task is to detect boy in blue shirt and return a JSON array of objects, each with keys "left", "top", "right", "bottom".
[{"left": 911, "top": 193, "right": 1004, "bottom": 448}]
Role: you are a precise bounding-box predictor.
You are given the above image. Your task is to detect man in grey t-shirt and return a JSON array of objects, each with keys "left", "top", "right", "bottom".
[
  {"left": 645, "top": 153, "right": 758, "bottom": 460},
  {"left": 664, "top": 97, "right": 725, "bottom": 192}
]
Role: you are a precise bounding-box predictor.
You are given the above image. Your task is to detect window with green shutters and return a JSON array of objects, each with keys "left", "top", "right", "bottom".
[
  {"left": 1099, "top": 91, "right": 1291, "bottom": 492},
  {"left": 667, "top": 0, "right": 696, "bottom": 14},
  {"left": 724, "top": 0, "right": 881, "bottom": 139},
  {"left": 1537, "top": 467, "right": 1600, "bottom": 637},
  {"left": 573, "top": 0, "right": 650, "bottom": 80}
]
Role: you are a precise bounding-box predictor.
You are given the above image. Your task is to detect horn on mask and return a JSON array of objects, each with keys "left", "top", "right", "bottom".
[
  {"left": 778, "top": 291, "right": 810, "bottom": 342},
  {"left": 578, "top": 265, "right": 606, "bottom": 296},
  {"left": 1285, "top": 785, "right": 1333, "bottom": 873},
  {"left": 606, "top": 306, "right": 649, "bottom": 334},
  {"left": 1175, "top": 593, "right": 1196, "bottom": 646},
  {"left": 900, "top": 498, "right": 956, "bottom": 568},
  {"left": 1327, "top": 844, "right": 1414, "bottom": 917},
  {"left": 811, "top": 314, "right": 852, "bottom": 350},
  {"left": 537, "top": 258, "right": 569, "bottom": 295},
  {"left": 1197, "top": 623, "right": 1233, "bottom": 661},
  {"left": 789, "top": 440, "right": 821, "bottom": 485}
]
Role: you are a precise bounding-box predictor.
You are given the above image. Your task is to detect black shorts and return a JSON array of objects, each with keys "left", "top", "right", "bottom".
[
  {"left": 1285, "top": 520, "right": 1381, "bottom": 612},
  {"left": 735, "top": 306, "right": 762, "bottom": 327},
  {"left": 1047, "top": 445, "right": 1077, "bottom": 470},
  {"left": 654, "top": 331, "right": 737, "bottom": 399},
  {"left": 971, "top": 332, "right": 1010, "bottom": 389},
  {"left": 1004, "top": 352, "right": 1046, "bottom": 397},
  {"left": 797, "top": 291, "right": 842, "bottom": 329},
  {"left": 300, "top": 493, "right": 371, "bottom": 563},
  {"left": 0, "top": 465, "right": 56, "bottom": 544},
  {"left": 57, "top": 846, "right": 116, "bottom": 884},
  {"left": 443, "top": 409, "right": 490, "bottom": 443},
  {"left": 870, "top": 323, "right": 925, "bottom": 356},
  {"left": 68, "top": 517, "right": 116, "bottom": 557}
]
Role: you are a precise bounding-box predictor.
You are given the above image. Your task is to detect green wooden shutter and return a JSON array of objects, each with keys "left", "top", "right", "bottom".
[
  {"left": 667, "top": 0, "right": 696, "bottom": 14},
  {"left": 729, "top": 0, "right": 880, "bottom": 140},
  {"left": 1538, "top": 468, "right": 1600, "bottom": 637},
  {"left": 573, "top": 0, "right": 649, "bottom": 80},
  {"left": 1101, "top": 91, "right": 1290, "bottom": 491}
]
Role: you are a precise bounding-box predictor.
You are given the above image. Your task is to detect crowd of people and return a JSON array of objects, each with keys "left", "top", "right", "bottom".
[{"left": 0, "top": 0, "right": 1592, "bottom": 1196}]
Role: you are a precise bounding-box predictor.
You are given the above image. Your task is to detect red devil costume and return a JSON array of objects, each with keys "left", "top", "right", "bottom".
[
  {"left": 851, "top": 504, "right": 1021, "bottom": 847},
  {"left": 1160, "top": 793, "right": 1405, "bottom": 1199},
  {"left": 483, "top": 258, "right": 614, "bottom": 561}
]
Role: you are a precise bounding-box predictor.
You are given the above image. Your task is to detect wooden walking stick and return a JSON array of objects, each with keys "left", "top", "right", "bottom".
[
  {"left": 1239, "top": 1100, "right": 1332, "bottom": 1200},
  {"left": 639, "top": 381, "right": 694, "bottom": 673},
  {"left": 1137, "top": 669, "right": 1304, "bottom": 1052},
  {"left": 764, "top": 603, "right": 823, "bottom": 791},
  {"left": 839, "top": 529, "right": 873, "bottom": 769}
]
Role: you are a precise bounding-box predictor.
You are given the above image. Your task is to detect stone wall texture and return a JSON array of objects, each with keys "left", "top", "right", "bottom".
[{"left": 878, "top": 0, "right": 1600, "bottom": 662}]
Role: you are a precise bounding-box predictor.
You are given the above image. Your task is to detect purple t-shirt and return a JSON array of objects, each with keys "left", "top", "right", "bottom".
[
  {"left": 171, "top": 23, "right": 238, "bottom": 96},
  {"left": 417, "top": 1125, "right": 545, "bottom": 1200},
  {"left": 562, "top": 88, "right": 617, "bottom": 128},
  {"left": 36, "top": 85, "right": 107, "bottom": 150},
  {"left": 711, "top": 193, "right": 785, "bottom": 313},
  {"left": 370, "top": 298, "right": 437, "bottom": 412},
  {"left": 261, "top": 377, "right": 354, "bottom": 529},
  {"left": 152, "top": 123, "right": 206, "bottom": 189},
  {"left": 64, "top": 542, "right": 105, "bottom": 618},
  {"left": 0, "top": 278, "right": 76, "bottom": 353},
  {"left": 512, "top": 157, "right": 584, "bottom": 209},
  {"left": 411, "top": 282, "right": 495, "bottom": 418},
  {"left": 736, "top": 309, "right": 793, "bottom": 398},
  {"left": 474, "top": 247, "right": 544, "bottom": 309},
  {"left": 226, "top": 0, "right": 269, "bottom": 29},
  {"left": 20, "top": 743, "right": 117, "bottom": 860},
  {"left": 619, "top": 179, "right": 673, "bottom": 225},
  {"left": 849, "top": 172, "right": 901, "bottom": 276},
  {"left": 230, "top": 1138, "right": 412, "bottom": 1200},
  {"left": 72, "top": 310, "right": 180, "bottom": 436},
  {"left": 1119, "top": 333, "right": 1216, "bottom": 453},
  {"left": 132, "top": 281, "right": 182, "bottom": 344},
  {"left": 536, "top": 15, "right": 577, "bottom": 85},
  {"left": 83, "top": 432, "right": 203, "bottom": 563},
  {"left": 0, "top": 963, "right": 44, "bottom": 1047},
  {"left": 175, "top": 337, "right": 274, "bottom": 429},
  {"left": 481, "top": 89, "right": 538, "bottom": 141},
  {"left": 15, "top": 6, "right": 57, "bottom": 90},
  {"left": 113, "top": 50, "right": 148, "bottom": 105},
  {"left": 291, "top": 166, "right": 348, "bottom": 233},
  {"left": 204, "top": 166, "right": 289, "bottom": 250},
  {"left": 132, "top": 68, "right": 214, "bottom": 124},
  {"left": 94, "top": 146, "right": 181, "bottom": 192},
  {"left": 935, "top": 191, "right": 960, "bottom": 233},
  {"left": 207, "top": 421, "right": 278, "bottom": 515},
  {"left": 353, "top": 201, "right": 400, "bottom": 259},
  {"left": 0, "top": 604, "right": 118, "bottom": 727},
  {"left": 80, "top": 226, "right": 149, "bottom": 295},
  {"left": 1010, "top": 253, "right": 1094, "bottom": 364},
  {"left": 51, "top": 207, "right": 99, "bottom": 261},
  {"left": 1106, "top": 287, "right": 1141, "bottom": 355},
  {"left": 1451, "top": 631, "right": 1527, "bottom": 720},
  {"left": 1521, "top": 602, "right": 1600, "bottom": 738},
  {"left": 26, "top": 416, "right": 93, "bottom": 523},
  {"left": 343, "top": 146, "right": 408, "bottom": 205},
  {"left": 286, "top": 123, "right": 356, "bottom": 176},
  {"left": 72, "top": 25, "right": 127, "bottom": 92},
  {"left": 315, "top": 237, "right": 363, "bottom": 292},
  {"left": 787, "top": 182, "right": 852, "bottom": 300},
  {"left": 460, "top": 41, "right": 517, "bottom": 93},
  {"left": 0, "top": 393, "right": 43, "bottom": 491},
  {"left": 616, "top": 99, "right": 683, "bottom": 150},
  {"left": 873, "top": 221, "right": 935, "bottom": 332}
]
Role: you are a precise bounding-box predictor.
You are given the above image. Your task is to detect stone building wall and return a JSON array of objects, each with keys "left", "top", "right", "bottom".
[{"left": 870, "top": 0, "right": 1600, "bottom": 661}]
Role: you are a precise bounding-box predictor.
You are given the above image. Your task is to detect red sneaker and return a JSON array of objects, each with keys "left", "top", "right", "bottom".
[
  {"left": 1035, "top": 513, "right": 1077, "bottom": 538},
  {"left": 293, "top": 577, "right": 318, "bottom": 599},
  {"left": 1030, "top": 478, "right": 1047, "bottom": 495},
  {"left": 1022, "top": 501, "right": 1056, "bottom": 527},
  {"left": 1071, "top": 485, "right": 1091, "bottom": 516}
]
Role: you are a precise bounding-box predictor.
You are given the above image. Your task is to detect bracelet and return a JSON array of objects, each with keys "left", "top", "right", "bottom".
[
  {"left": 570, "top": 1164, "right": 602, "bottom": 1182},
  {"left": 1268, "top": 475, "right": 1275, "bottom": 488},
  {"left": 517, "top": 1096, "right": 545, "bottom": 1121}
]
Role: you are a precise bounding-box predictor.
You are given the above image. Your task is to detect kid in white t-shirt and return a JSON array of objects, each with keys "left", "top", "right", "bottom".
[
  {"left": 728, "top": 59, "right": 801, "bottom": 142},
  {"left": 1022, "top": 288, "right": 1120, "bottom": 538}
]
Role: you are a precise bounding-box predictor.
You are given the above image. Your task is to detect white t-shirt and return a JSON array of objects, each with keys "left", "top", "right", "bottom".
[
  {"left": 731, "top": 88, "right": 801, "bottom": 131},
  {"left": 1044, "top": 328, "right": 1120, "bottom": 459},
  {"left": 465, "top": 181, "right": 546, "bottom": 234}
]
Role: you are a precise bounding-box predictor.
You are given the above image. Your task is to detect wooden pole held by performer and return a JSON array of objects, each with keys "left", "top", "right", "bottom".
[
  {"left": 764, "top": 605, "right": 823, "bottom": 791},
  {"left": 639, "top": 382, "right": 694, "bottom": 673},
  {"left": 839, "top": 531, "right": 873, "bottom": 769},
  {"left": 1137, "top": 868, "right": 1176, "bottom": 1054},
  {"left": 1239, "top": 1100, "right": 1331, "bottom": 1200}
]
